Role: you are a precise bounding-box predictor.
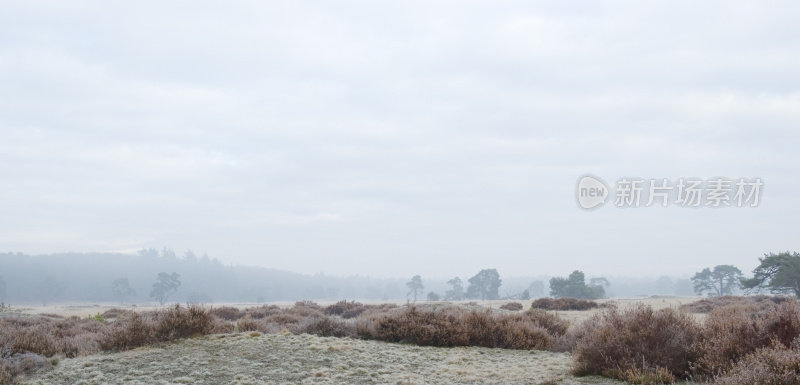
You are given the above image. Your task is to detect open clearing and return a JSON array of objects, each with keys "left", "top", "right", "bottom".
[{"left": 18, "top": 332, "right": 617, "bottom": 385}]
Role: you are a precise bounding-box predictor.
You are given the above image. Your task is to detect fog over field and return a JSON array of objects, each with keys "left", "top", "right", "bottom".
[
  {"left": 4, "top": 2, "right": 800, "bottom": 385},
  {"left": 1, "top": 1, "right": 799, "bottom": 282}
]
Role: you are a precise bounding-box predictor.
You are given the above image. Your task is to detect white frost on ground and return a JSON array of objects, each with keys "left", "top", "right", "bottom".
[{"left": 19, "top": 332, "right": 618, "bottom": 385}]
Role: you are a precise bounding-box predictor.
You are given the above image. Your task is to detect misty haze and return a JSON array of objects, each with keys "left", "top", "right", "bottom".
[{"left": 1, "top": 1, "right": 800, "bottom": 385}]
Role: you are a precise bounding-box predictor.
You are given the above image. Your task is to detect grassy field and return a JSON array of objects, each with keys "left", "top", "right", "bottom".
[{"left": 18, "top": 332, "right": 616, "bottom": 385}]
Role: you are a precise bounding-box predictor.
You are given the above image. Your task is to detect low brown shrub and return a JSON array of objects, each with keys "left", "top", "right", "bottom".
[
  {"left": 99, "top": 312, "right": 155, "bottom": 351},
  {"left": 265, "top": 313, "right": 302, "bottom": 325},
  {"left": 613, "top": 367, "right": 676, "bottom": 385},
  {"left": 681, "top": 295, "right": 793, "bottom": 314},
  {"left": 242, "top": 305, "right": 282, "bottom": 319},
  {"left": 153, "top": 305, "right": 215, "bottom": 341},
  {"left": 0, "top": 351, "right": 51, "bottom": 384},
  {"left": 531, "top": 298, "right": 599, "bottom": 311},
  {"left": 324, "top": 300, "right": 366, "bottom": 319},
  {"left": 572, "top": 305, "right": 701, "bottom": 381},
  {"left": 500, "top": 302, "right": 523, "bottom": 311},
  {"left": 235, "top": 317, "right": 262, "bottom": 332},
  {"left": 297, "top": 316, "right": 357, "bottom": 338},
  {"left": 100, "top": 308, "right": 132, "bottom": 319},
  {"left": 357, "top": 306, "right": 568, "bottom": 350},
  {"left": 211, "top": 306, "right": 243, "bottom": 321},
  {"left": 692, "top": 300, "right": 800, "bottom": 378},
  {"left": 712, "top": 341, "right": 800, "bottom": 385},
  {"left": 287, "top": 302, "right": 324, "bottom": 318}
]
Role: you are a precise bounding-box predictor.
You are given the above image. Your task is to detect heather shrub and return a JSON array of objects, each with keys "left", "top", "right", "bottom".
[
  {"left": 357, "top": 306, "right": 567, "bottom": 350},
  {"left": 0, "top": 351, "right": 51, "bottom": 384},
  {"left": 235, "top": 316, "right": 262, "bottom": 332},
  {"left": 211, "top": 306, "right": 244, "bottom": 321},
  {"left": 7, "top": 327, "right": 62, "bottom": 357},
  {"left": 693, "top": 300, "right": 800, "bottom": 378},
  {"left": 100, "top": 312, "right": 155, "bottom": 351},
  {"left": 324, "top": 300, "right": 366, "bottom": 318},
  {"left": 499, "top": 302, "right": 523, "bottom": 311},
  {"left": 242, "top": 305, "right": 282, "bottom": 319},
  {"left": 100, "top": 308, "right": 132, "bottom": 319},
  {"left": 531, "top": 297, "right": 599, "bottom": 311},
  {"left": 572, "top": 305, "right": 701, "bottom": 381},
  {"left": 614, "top": 367, "right": 675, "bottom": 385},
  {"left": 287, "top": 302, "right": 324, "bottom": 318},
  {"left": 681, "top": 295, "right": 792, "bottom": 314},
  {"left": 266, "top": 313, "right": 302, "bottom": 325},
  {"left": 712, "top": 341, "right": 800, "bottom": 385},
  {"left": 297, "top": 316, "right": 357, "bottom": 338},
  {"left": 153, "top": 305, "right": 215, "bottom": 341},
  {"left": 0, "top": 365, "right": 10, "bottom": 385}
]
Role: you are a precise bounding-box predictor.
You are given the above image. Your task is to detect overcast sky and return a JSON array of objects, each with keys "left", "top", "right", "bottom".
[{"left": 1, "top": 1, "right": 798, "bottom": 279}]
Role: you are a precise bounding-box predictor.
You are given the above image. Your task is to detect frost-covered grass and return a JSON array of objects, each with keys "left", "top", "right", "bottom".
[{"left": 19, "top": 332, "right": 616, "bottom": 385}]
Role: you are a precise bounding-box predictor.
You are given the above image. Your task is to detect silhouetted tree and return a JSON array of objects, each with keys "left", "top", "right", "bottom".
[
  {"left": 550, "top": 270, "right": 605, "bottom": 299},
  {"left": 466, "top": 269, "right": 502, "bottom": 300},
  {"left": 150, "top": 272, "right": 181, "bottom": 305},
  {"left": 426, "top": 292, "right": 440, "bottom": 301},
  {"left": 692, "top": 265, "right": 742, "bottom": 296},
  {"left": 445, "top": 277, "right": 465, "bottom": 300},
  {"left": 406, "top": 275, "right": 424, "bottom": 302},
  {"left": 111, "top": 278, "right": 136, "bottom": 304},
  {"left": 742, "top": 252, "right": 800, "bottom": 297},
  {"left": 519, "top": 289, "right": 530, "bottom": 300}
]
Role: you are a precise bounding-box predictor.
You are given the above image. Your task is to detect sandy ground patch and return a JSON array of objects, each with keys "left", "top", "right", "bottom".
[{"left": 19, "top": 332, "right": 618, "bottom": 385}]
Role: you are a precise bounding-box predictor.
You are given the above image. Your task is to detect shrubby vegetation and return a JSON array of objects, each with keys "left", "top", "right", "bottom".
[
  {"left": 572, "top": 298, "right": 800, "bottom": 384},
  {"left": 5, "top": 297, "right": 800, "bottom": 384},
  {"left": 530, "top": 297, "right": 600, "bottom": 311}
]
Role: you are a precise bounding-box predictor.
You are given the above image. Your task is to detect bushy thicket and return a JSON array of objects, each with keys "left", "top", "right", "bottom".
[
  {"left": 530, "top": 297, "right": 600, "bottom": 311},
  {"left": 0, "top": 305, "right": 227, "bottom": 383},
  {"left": 712, "top": 341, "right": 800, "bottom": 385},
  {"left": 571, "top": 297, "right": 800, "bottom": 384},
  {"left": 358, "top": 306, "right": 569, "bottom": 350},
  {"left": 571, "top": 305, "right": 700, "bottom": 383},
  {"left": 680, "top": 295, "right": 792, "bottom": 314},
  {"left": 499, "top": 302, "right": 523, "bottom": 311}
]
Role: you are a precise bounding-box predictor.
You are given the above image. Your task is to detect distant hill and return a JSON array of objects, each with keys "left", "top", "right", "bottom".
[{"left": 0, "top": 251, "right": 406, "bottom": 305}]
